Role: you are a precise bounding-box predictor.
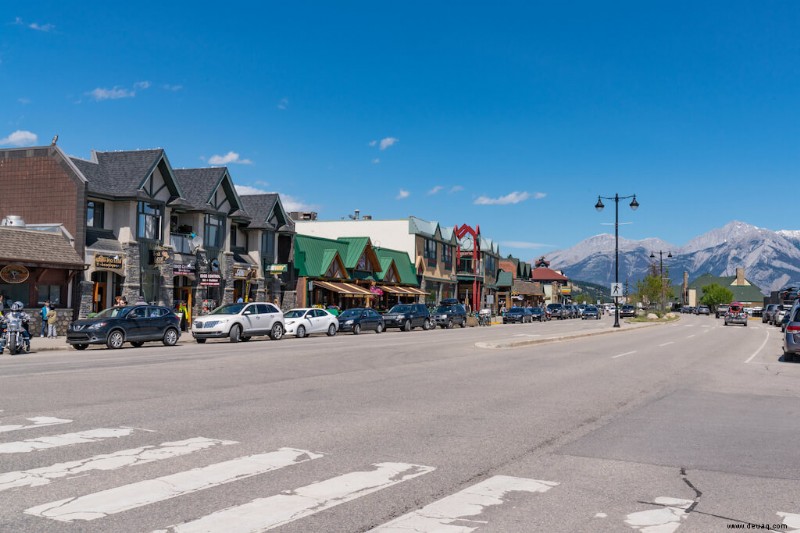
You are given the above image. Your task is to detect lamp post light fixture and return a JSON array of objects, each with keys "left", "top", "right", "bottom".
[
  {"left": 595, "top": 193, "right": 639, "bottom": 328},
  {"left": 650, "top": 250, "right": 672, "bottom": 312}
]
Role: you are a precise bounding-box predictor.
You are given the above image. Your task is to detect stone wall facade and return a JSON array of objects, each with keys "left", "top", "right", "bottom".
[{"left": 24, "top": 307, "right": 76, "bottom": 337}]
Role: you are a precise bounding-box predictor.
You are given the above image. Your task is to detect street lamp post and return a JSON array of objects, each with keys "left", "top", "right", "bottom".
[
  {"left": 595, "top": 193, "right": 639, "bottom": 328},
  {"left": 650, "top": 250, "right": 672, "bottom": 312}
]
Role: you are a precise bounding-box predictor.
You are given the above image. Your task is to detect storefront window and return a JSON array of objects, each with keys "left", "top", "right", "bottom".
[
  {"left": 87, "top": 201, "right": 105, "bottom": 229},
  {"left": 137, "top": 202, "right": 163, "bottom": 241},
  {"left": 37, "top": 285, "right": 62, "bottom": 306},
  {"left": 0, "top": 283, "right": 29, "bottom": 307},
  {"left": 204, "top": 214, "right": 225, "bottom": 249}
]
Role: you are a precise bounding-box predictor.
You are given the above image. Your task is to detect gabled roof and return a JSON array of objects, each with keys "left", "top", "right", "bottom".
[
  {"left": 71, "top": 149, "right": 183, "bottom": 200},
  {"left": 532, "top": 267, "right": 569, "bottom": 282},
  {"left": 293, "top": 234, "right": 350, "bottom": 278},
  {"left": 496, "top": 270, "right": 514, "bottom": 288},
  {"left": 688, "top": 273, "right": 766, "bottom": 302},
  {"left": 173, "top": 167, "right": 248, "bottom": 218},
  {"left": 374, "top": 247, "right": 419, "bottom": 286},
  {"left": 336, "top": 237, "right": 382, "bottom": 271},
  {"left": 0, "top": 227, "right": 84, "bottom": 268},
  {"left": 240, "top": 194, "right": 294, "bottom": 231},
  {"left": 408, "top": 216, "right": 441, "bottom": 238}
]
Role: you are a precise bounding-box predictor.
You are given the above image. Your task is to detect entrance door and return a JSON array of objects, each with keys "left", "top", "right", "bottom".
[
  {"left": 94, "top": 282, "right": 107, "bottom": 313},
  {"left": 176, "top": 287, "right": 192, "bottom": 323}
]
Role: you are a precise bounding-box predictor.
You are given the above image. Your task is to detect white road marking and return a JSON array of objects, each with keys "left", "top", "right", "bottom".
[
  {"left": 612, "top": 351, "right": 637, "bottom": 359},
  {"left": 25, "top": 447, "right": 323, "bottom": 522},
  {"left": 0, "top": 416, "right": 72, "bottom": 433},
  {"left": 369, "top": 475, "right": 557, "bottom": 532},
  {"left": 777, "top": 511, "right": 800, "bottom": 531},
  {"left": 744, "top": 328, "right": 773, "bottom": 364},
  {"left": 658, "top": 342, "right": 675, "bottom": 347},
  {"left": 0, "top": 427, "right": 138, "bottom": 454},
  {"left": 154, "top": 462, "right": 434, "bottom": 533},
  {"left": 0, "top": 437, "right": 236, "bottom": 492},
  {"left": 513, "top": 334, "right": 541, "bottom": 338},
  {"left": 596, "top": 513, "right": 608, "bottom": 518},
  {"left": 625, "top": 497, "right": 693, "bottom": 533},
  {"left": 686, "top": 335, "right": 695, "bottom": 339}
]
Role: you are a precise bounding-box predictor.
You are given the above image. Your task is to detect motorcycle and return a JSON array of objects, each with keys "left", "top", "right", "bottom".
[{"left": 2, "top": 311, "right": 30, "bottom": 355}]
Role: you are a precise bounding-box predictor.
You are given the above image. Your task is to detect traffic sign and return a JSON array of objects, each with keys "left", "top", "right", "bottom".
[{"left": 610, "top": 283, "right": 623, "bottom": 297}]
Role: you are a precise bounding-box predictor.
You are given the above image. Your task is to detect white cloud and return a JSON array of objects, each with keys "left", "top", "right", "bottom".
[
  {"left": 533, "top": 192, "right": 547, "bottom": 199},
  {"left": 15, "top": 18, "right": 54, "bottom": 32},
  {"left": 277, "top": 98, "right": 288, "bottom": 110},
  {"left": 474, "top": 191, "right": 531, "bottom": 205},
  {"left": 371, "top": 158, "right": 380, "bottom": 164},
  {"left": 234, "top": 185, "right": 315, "bottom": 212},
  {"left": 449, "top": 185, "right": 464, "bottom": 193},
  {"left": 427, "top": 185, "right": 444, "bottom": 195},
  {"left": 88, "top": 86, "right": 135, "bottom": 101},
  {"left": 208, "top": 151, "right": 253, "bottom": 165},
  {"left": 162, "top": 84, "right": 183, "bottom": 92},
  {"left": 500, "top": 241, "right": 552, "bottom": 249},
  {"left": 134, "top": 81, "right": 151, "bottom": 90},
  {"left": 396, "top": 189, "right": 410, "bottom": 200},
  {"left": 0, "top": 130, "right": 38, "bottom": 146},
  {"left": 18, "top": 97, "right": 31, "bottom": 105},
  {"left": 368, "top": 140, "right": 378, "bottom": 147},
  {"left": 379, "top": 137, "right": 399, "bottom": 150}
]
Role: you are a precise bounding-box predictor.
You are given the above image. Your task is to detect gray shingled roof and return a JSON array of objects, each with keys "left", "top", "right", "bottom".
[
  {"left": 173, "top": 168, "right": 227, "bottom": 211},
  {"left": 71, "top": 150, "right": 164, "bottom": 196},
  {"left": 86, "top": 228, "right": 123, "bottom": 253},
  {"left": 0, "top": 228, "right": 84, "bottom": 267},
  {"left": 241, "top": 194, "right": 283, "bottom": 230}
]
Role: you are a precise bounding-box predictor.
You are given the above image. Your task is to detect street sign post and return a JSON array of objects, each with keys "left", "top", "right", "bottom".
[{"left": 610, "top": 283, "right": 623, "bottom": 298}]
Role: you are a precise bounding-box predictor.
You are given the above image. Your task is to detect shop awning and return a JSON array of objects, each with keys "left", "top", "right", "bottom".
[
  {"left": 313, "top": 280, "right": 374, "bottom": 296},
  {"left": 381, "top": 285, "right": 427, "bottom": 296}
]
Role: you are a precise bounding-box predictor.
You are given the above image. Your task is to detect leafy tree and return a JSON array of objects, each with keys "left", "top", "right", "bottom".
[
  {"left": 635, "top": 263, "right": 675, "bottom": 310},
  {"left": 700, "top": 283, "right": 733, "bottom": 310}
]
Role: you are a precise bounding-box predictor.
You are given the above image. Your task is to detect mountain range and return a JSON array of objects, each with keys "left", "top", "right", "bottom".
[{"left": 544, "top": 221, "right": 800, "bottom": 295}]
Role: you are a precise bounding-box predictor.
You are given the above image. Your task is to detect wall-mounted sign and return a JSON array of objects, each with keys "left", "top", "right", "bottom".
[
  {"left": 233, "top": 267, "right": 249, "bottom": 279},
  {"left": 0, "top": 264, "right": 29, "bottom": 284},
  {"left": 173, "top": 263, "right": 196, "bottom": 276},
  {"left": 199, "top": 273, "right": 221, "bottom": 287},
  {"left": 94, "top": 253, "right": 124, "bottom": 273},
  {"left": 265, "top": 264, "right": 288, "bottom": 274},
  {"left": 150, "top": 246, "right": 171, "bottom": 266}
]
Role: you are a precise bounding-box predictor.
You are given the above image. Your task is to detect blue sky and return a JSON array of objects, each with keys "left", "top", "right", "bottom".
[{"left": 3, "top": 2, "right": 799, "bottom": 260}]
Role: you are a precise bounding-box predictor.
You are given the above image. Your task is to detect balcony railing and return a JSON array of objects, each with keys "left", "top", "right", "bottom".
[{"left": 170, "top": 233, "right": 193, "bottom": 254}]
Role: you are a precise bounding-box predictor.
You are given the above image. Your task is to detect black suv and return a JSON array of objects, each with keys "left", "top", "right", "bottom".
[
  {"left": 383, "top": 303, "right": 431, "bottom": 331},
  {"left": 432, "top": 304, "right": 467, "bottom": 328},
  {"left": 503, "top": 307, "right": 528, "bottom": 323},
  {"left": 67, "top": 305, "right": 181, "bottom": 350}
]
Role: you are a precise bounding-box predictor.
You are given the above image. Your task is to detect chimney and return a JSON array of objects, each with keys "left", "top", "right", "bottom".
[{"left": 735, "top": 267, "right": 745, "bottom": 286}]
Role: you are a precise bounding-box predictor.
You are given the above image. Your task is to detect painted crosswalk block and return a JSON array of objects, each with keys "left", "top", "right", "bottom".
[
  {"left": 0, "top": 427, "right": 138, "bottom": 454},
  {"left": 777, "top": 512, "right": 800, "bottom": 532},
  {"left": 0, "top": 416, "right": 72, "bottom": 434},
  {"left": 25, "top": 447, "right": 323, "bottom": 522},
  {"left": 153, "top": 462, "right": 435, "bottom": 533},
  {"left": 0, "top": 437, "right": 236, "bottom": 492},
  {"left": 370, "top": 475, "right": 558, "bottom": 532},
  {"left": 625, "top": 497, "right": 693, "bottom": 533}
]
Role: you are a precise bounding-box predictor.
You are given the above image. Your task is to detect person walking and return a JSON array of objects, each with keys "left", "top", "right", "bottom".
[
  {"left": 40, "top": 300, "right": 50, "bottom": 337},
  {"left": 46, "top": 306, "right": 58, "bottom": 338}
]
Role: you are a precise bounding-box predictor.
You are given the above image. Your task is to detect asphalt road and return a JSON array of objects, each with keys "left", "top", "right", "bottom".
[{"left": 0, "top": 314, "right": 797, "bottom": 532}]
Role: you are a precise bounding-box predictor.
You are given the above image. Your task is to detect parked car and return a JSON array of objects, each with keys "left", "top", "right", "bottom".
[
  {"left": 696, "top": 305, "right": 711, "bottom": 316},
  {"left": 503, "top": 307, "right": 528, "bottom": 324},
  {"left": 432, "top": 304, "right": 467, "bottom": 328},
  {"left": 715, "top": 304, "right": 730, "bottom": 319},
  {"left": 192, "top": 302, "right": 285, "bottom": 343},
  {"left": 528, "top": 306, "right": 547, "bottom": 321},
  {"left": 546, "top": 303, "right": 565, "bottom": 320},
  {"left": 67, "top": 305, "right": 181, "bottom": 350},
  {"left": 620, "top": 305, "right": 636, "bottom": 318},
  {"left": 783, "top": 303, "right": 800, "bottom": 362},
  {"left": 724, "top": 302, "right": 748, "bottom": 327},
  {"left": 383, "top": 303, "right": 431, "bottom": 331},
  {"left": 337, "top": 308, "right": 385, "bottom": 334},
  {"left": 774, "top": 305, "right": 792, "bottom": 327},
  {"left": 763, "top": 304, "right": 779, "bottom": 324},
  {"left": 283, "top": 308, "right": 339, "bottom": 338},
  {"left": 582, "top": 305, "right": 601, "bottom": 320}
]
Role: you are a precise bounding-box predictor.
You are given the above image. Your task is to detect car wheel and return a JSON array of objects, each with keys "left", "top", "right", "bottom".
[
  {"left": 447, "top": 319, "right": 453, "bottom": 329},
  {"left": 327, "top": 324, "right": 337, "bottom": 336},
  {"left": 375, "top": 323, "right": 383, "bottom": 334},
  {"left": 131, "top": 341, "right": 144, "bottom": 348},
  {"left": 241, "top": 336, "right": 251, "bottom": 342},
  {"left": 196, "top": 338, "right": 207, "bottom": 344},
  {"left": 106, "top": 330, "right": 124, "bottom": 349},
  {"left": 353, "top": 324, "right": 361, "bottom": 335},
  {"left": 163, "top": 328, "right": 179, "bottom": 346},
  {"left": 73, "top": 344, "right": 88, "bottom": 351},
  {"left": 296, "top": 325, "right": 306, "bottom": 338},
  {"left": 423, "top": 319, "right": 432, "bottom": 330},
  {"left": 460, "top": 319, "right": 466, "bottom": 328},
  {"left": 229, "top": 324, "right": 242, "bottom": 343},
  {"left": 270, "top": 323, "right": 284, "bottom": 340},
  {"left": 403, "top": 320, "right": 411, "bottom": 332}
]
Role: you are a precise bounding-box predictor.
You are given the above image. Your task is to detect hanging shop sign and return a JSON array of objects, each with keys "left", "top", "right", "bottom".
[
  {"left": 94, "top": 253, "right": 124, "bottom": 273},
  {"left": 173, "top": 263, "right": 196, "bottom": 276},
  {"left": 199, "top": 273, "right": 221, "bottom": 287},
  {"left": 150, "top": 246, "right": 171, "bottom": 266},
  {"left": 369, "top": 286, "right": 383, "bottom": 296},
  {"left": 0, "top": 264, "right": 29, "bottom": 284},
  {"left": 265, "top": 264, "right": 288, "bottom": 274},
  {"left": 233, "top": 267, "right": 250, "bottom": 279}
]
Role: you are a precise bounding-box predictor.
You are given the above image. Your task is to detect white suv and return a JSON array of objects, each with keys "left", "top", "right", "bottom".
[{"left": 192, "top": 302, "right": 284, "bottom": 343}]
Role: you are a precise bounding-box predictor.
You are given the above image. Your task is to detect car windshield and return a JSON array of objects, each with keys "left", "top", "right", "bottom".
[
  {"left": 93, "top": 306, "right": 130, "bottom": 319},
  {"left": 509, "top": 307, "right": 524, "bottom": 313},
  {"left": 586, "top": 306, "right": 597, "bottom": 312},
  {"left": 530, "top": 307, "right": 542, "bottom": 313},
  {"left": 210, "top": 303, "right": 245, "bottom": 315},
  {"left": 435, "top": 306, "right": 454, "bottom": 313},
  {"left": 389, "top": 305, "right": 412, "bottom": 313},
  {"left": 283, "top": 310, "right": 307, "bottom": 318},
  {"left": 339, "top": 309, "right": 362, "bottom": 319}
]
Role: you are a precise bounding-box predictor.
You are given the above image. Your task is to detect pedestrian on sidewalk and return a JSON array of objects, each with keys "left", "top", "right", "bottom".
[
  {"left": 46, "top": 306, "right": 58, "bottom": 338},
  {"left": 40, "top": 300, "right": 50, "bottom": 337}
]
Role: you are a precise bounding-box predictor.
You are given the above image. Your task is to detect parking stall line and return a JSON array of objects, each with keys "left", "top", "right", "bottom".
[
  {"left": 25, "top": 447, "right": 323, "bottom": 523},
  {"left": 612, "top": 351, "right": 637, "bottom": 359},
  {"left": 153, "top": 462, "right": 435, "bottom": 533},
  {"left": 658, "top": 342, "right": 675, "bottom": 347}
]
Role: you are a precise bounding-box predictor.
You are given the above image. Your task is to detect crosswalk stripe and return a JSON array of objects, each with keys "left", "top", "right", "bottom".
[
  {"left": 25, "top": 447, "right": 323, "bottom": 523},
  {"left": 0, "top": 416, "right": 72, "bottom": 434},
  {"left": 624, "top": 497, "right": 693, "bottom": 532},
  {"left": 153, "top": 461, "right": 435, "bottom": 533},
  {"left": 0, "top": 437, "right": 237, "bottom": 492},
  {"left": 369, "top": 475, "right": 558, "bottom": 532},
  {"left": 0, "top": 427, "right": 138, "bottom": 454},
  {"left": 777, "top": 512, "right": 800, "bottom": 530}
]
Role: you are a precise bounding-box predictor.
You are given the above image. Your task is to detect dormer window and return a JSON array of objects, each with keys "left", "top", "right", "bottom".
[
  {"left": 204, "top": 214, "right": 225, "bottom": 249},
  {"left": 137, "top": 202, "right": 163, "bottom": 241},
  {"left": 87, "top": 201, "right": 105, "bottom": 229}
]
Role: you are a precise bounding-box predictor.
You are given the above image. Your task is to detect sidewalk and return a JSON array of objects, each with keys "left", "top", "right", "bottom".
[{"left": 5, "top": 333, "right": 196, "bottom": 354}]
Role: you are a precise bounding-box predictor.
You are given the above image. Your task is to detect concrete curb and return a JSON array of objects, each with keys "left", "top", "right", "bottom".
[
  {"left": 10, "top": 335, "right": 197, "bottom": 354},
  {"left": 475, "top": 320, "right": 666, "bottom": 349}
]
